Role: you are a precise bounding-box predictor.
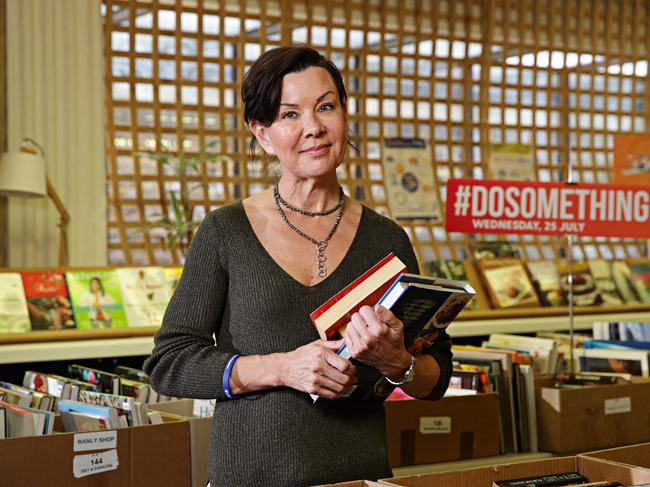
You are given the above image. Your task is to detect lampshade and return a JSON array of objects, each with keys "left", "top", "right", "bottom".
[{"left": 0, "top": 151, "right": 47, "bottom": 198}]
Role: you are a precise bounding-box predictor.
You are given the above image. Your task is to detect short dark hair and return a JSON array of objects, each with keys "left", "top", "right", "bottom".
[{"left": 241, "top": 46, "right": 350, "bottom": 161}]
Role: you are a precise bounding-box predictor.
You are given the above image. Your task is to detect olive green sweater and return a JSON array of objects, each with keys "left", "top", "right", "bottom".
[{"left": 143, "top": 202, "right": 452, "bottom": 486}]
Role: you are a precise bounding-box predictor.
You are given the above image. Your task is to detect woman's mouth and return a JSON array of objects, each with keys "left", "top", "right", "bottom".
[{"left": 301, "top": 144, "right": 331, "bottom": 156}]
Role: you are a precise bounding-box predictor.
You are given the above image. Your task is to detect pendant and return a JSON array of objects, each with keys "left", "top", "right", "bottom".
[{"left": 317, "top": 241, "right": 328, "bottom": 278}]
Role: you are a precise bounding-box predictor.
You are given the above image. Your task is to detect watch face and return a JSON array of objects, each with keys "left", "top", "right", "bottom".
[{"left": 374, "top": 379, "right": 393, "bottom": 398}]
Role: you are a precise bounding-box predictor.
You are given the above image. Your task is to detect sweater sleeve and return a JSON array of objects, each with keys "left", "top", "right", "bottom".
[
  {"left": 143, "top": 211, "right": 235, "bottom": 400},
  {"left": 391, "top": 222, "right": 453, "bottom": 401}
]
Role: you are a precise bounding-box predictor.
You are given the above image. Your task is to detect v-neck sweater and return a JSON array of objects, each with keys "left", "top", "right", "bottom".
[{"left": 143, "top": 201, "right": 453, "bottom": 487}]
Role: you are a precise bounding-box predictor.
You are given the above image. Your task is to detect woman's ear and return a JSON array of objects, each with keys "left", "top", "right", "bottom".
[{"left": 249, "top": 120, "right": 276, "bottom": 156}]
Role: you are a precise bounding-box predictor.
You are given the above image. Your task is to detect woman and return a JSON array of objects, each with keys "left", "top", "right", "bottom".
[{"left": 143, "top": 46, "right": 452, "bottom": 486}]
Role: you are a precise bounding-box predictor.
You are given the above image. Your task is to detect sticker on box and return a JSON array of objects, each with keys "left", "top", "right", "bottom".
[
  {"left": 605, "top": 397, "right": 631, "bottom": 415},
  {"left": 73, "top": 430, "right": 117, "bottom": 452},
  {"left": 73, "top": 449, "right": 119, "bottom": 478},
  {"left": 419, "top": 416, "right": 452, "bottom": 434}
]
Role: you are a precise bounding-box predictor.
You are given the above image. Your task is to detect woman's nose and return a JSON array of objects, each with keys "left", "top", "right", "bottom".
[{"left": 303, "top": 113, "right": 325, "bottom": 138}]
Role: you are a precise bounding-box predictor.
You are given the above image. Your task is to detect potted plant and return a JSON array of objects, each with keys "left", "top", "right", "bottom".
[{"left": 135, "top": 140, "right": 229, "bottom": 258}]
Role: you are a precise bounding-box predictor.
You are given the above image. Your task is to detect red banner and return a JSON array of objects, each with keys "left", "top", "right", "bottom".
[{"left": 445, "top": 178, "right": 650, "bottom": 238}]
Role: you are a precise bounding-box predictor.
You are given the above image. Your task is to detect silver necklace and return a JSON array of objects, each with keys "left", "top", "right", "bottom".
[{"left": 273, "top": 185, "right": 345, "bottom": 278}]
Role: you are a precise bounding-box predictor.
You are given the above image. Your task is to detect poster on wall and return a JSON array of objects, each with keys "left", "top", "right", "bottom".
[
  {"left": 613, "top": 134, "right": 650, "bottom": 186},
  {"left": 382, "top": 138, "right": 441, "bottom": 220},
  {"left": 488, "top": 143, "right": 536, "bottom": 181}
]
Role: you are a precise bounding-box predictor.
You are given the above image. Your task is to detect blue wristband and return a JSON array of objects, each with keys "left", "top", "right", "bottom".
[{"left": 222, "top": 354, "right": 241, "bottom": 399}]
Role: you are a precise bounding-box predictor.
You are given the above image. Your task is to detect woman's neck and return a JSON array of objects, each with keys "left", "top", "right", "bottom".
[{"left": 276, "top": 175, "right": 341, "bottom": 213}]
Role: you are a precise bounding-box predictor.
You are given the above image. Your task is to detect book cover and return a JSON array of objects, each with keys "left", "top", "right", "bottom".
[
  {"left": 613, "top": 133, "right": 650, "bottom": 186},
  {"left": 527, "top": 261, "right": 566, "bottom": 307},
  {"left": 78, "top": 390, "right": 140, "bottom": 426},
  {"left": 557, "top": 261, "right": 600, "bottom": 307},
  {"left": 66, "top": 269, "right": 127, "bottom": 329},
  {"left": 68, "top": 364, "right": 120, "bottom": 395},
  {"left": 588, "top": 259, "right": 625, "bottom": 305},
  {"left": 488, "top": 143, "right": 536, "bottom": 181},
  {"left": 21, "top": 271, "right": 76, "bottom": 330},
  {"left": 163, "top": 266, "right": 183, "bottom": 297},
  {"left": 472, "top": 241, "right": 522, "bottom": 260},
  {"left": 116, "top": 267, "right": 169, "bottom": 327},
  {"left": 628, "top": 260, "right": 650, "bottom": 303},
  {"left": 446, "top": 259, "right": 482, "bottom": 310},
  {"left": 577, "top": 348, "right": 650, "bottom": 377},
  {"left": 0, "top": 400, "right": 36, "bottom": 438},
  {"left": 381, "top": 137, "right": 441, "bottom": 220},
  {"left": 480, "top": 259, "right": 539, "bottom": 308},
  {"left": 611, "top": 261, "right": 643, "bottom": 304},
  {"left": 310, "top": 253, "right": 407, "bottom": 340},
  {"left": 0, "top": 273, "right": 31, "bottom": 334}
]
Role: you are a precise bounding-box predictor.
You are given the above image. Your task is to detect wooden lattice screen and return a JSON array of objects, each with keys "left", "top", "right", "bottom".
[{"left": 102, "top": 0, "right": 650, "bottom": 266}]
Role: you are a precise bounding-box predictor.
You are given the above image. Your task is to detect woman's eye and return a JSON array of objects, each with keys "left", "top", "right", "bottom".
[
  {"left": 319, "top": 103, "right": 335, "bottom": 112},
  {"left": 281, "top": 111, "right": 298, "bottom": 120}
]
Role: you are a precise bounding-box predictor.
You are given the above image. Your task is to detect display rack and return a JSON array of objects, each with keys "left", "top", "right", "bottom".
[{"left": 1, "top": 307, "right": 648, "bottom": 364}]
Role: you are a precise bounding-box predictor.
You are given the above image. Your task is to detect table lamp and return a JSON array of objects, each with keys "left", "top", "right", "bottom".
[{"left": 0, "top": 138, "right": 70, "bottom": 266}]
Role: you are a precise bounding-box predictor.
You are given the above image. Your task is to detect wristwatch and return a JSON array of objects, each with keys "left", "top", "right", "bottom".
[{"left": 386, "top": 355, "right": 417, "bottom": 386}]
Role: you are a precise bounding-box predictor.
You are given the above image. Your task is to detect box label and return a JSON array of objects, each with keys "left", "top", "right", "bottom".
[
  {"left": 419, "top": 416, "right": 452, "bottom": 434},
  {"left": 605, "top": 397, "right": 632, "bottom": 415},
  {"left": 73, "top": 430, "right": 117, "bottom": 452},
  {"left": 73, "top": 449, "right": 119, "bottom": 478}
]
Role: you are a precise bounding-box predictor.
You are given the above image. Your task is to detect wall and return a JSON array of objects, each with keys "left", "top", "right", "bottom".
[{"left": 5, "top": 0, "right": 106, "bottom": 267}]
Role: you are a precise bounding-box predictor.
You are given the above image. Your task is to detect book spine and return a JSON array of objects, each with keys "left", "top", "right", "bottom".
[{"left": 310, "top": 253, "right": 396, "bottom": 321}]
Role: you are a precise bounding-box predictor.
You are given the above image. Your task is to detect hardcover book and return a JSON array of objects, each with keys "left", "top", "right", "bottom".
[
  {"left": 0, "top": 273, "right": 31, "bottom": 334},
  {"left": 66, "top": 269, "right": 127, "bottom": 329},
  {"left": 527, "top": 261, "right": 566, "bottom": 307},
  {"left": 116, "top": 267, "right": 169, "bottom": 327},
  {"left": 628, "top": 260, "right": 650, "bottom": 303},
  {"left": 163, "top": 266, "right": 183, "bottom": 296},
  {"left": 21, "top": 271, "right": 76, "bottom": 330},
  {"left": 479, "top": 259, "right": 539, "bottom": 309},
  {"left": 588, "top": 259, "right": 625, "bottom": 305},
  {"left": 316, "top": 273, "right": 476, "bottom": 401},
  {"left": 472, "top": 241, "right": 522, "bottom": 260},
  {"left": 67, "top": 364, "right": 121, "bottom": 395},
  {"left": 611, "top": 261, "right": 644, "bottom": 304},
  {"left": 557, "top": 261, "right": 600, "bottom": 307},
  {"left": 423, "top": 260, "right": 479, "bottom": 311},
  {"left": 310, "top": 253, "right": 407, "bottom": 340}
]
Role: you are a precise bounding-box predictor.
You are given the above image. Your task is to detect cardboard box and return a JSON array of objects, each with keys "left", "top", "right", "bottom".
[
  {"left": 384, "top": 393, "right": 501, "bottom": 467},
  {"left": 381, "top": 455, "right": 650, "bottom": 486},
  {"left": 579, "top": 442, "right": 650, "bottom": 470},
  {"left": 0, "top": 415, "right": 190, "bottom": 487},
  {"left": 535, "top": 378, "right": 650, "bottom": 453},
  {"left": 149, "top": 398, "right": 212, "bottom": 487},
  {"left": 315, "top": 482, "right": 384, "bottom": 487}
]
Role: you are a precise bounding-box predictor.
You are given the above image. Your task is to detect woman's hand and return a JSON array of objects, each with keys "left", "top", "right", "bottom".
[
  {"left": 345, "top": 305, "right": 437, "bottom": 382},
  {"left": 278, "top": 339, "right": 358, "bottom": 399}
]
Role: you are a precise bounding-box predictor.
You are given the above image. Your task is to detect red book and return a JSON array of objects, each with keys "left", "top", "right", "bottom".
[
  {"left": 21, "top": 271, "right": 76, "bottom": 330},
  {"left": 310, "top": 253, "right": 407, "bottom": 340}
]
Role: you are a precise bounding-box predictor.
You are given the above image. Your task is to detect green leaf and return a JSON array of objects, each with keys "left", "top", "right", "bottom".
[{"left": 170, "top": 192, "right": 185, "bottom": 224}]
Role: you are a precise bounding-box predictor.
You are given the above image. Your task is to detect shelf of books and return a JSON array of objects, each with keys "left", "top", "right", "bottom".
[{"left": 1, "top": 254, "right": 649, "bottom": 361}]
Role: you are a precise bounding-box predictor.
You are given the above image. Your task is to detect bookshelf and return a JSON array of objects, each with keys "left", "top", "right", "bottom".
[{"left": 1, "top": 306, "right": 649, "bottom": 364}]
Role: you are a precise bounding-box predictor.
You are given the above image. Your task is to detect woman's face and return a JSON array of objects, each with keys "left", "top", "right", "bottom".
[
  {"left": 90, "top": 278, "right": 101, "bottom": 292},
  {"left": 251, "top": 66, "right": 347, "bottom": 180}
]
